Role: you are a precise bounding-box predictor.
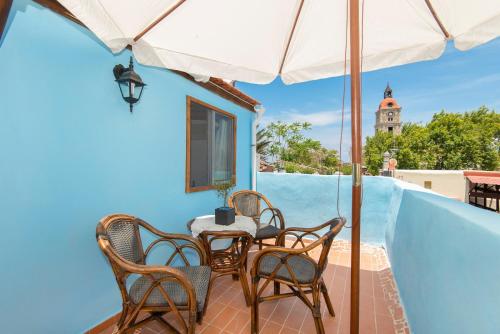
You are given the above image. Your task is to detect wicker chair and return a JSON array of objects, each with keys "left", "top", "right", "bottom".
[
  {"left": 96, "top": 214, "right": 211, "bottom": 334},
  {"left": 198, "top": 231, "right": 253, "bottom": 306},
  {"left": 250, "top": 217, "right": 345, "bottom": 334},
  {"left": 228, "top": 190, "right": 285, "bottom": 249}
]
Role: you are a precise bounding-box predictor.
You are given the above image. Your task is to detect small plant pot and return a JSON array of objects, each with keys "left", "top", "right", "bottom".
[{"left": 215, "top": 207, "right": 235, "bottom": 225}]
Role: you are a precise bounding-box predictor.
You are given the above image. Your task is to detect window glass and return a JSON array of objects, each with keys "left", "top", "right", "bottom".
[{"left": 187, "top": 98, "right": 235, "bottom": 191}]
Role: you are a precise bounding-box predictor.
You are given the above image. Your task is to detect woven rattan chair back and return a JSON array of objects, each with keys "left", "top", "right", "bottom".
[
  {"left": 228, "top": 190, "right": 285, "bottom": 249},
  {"left": 104, "top": 216, "right": 145, "bottom": 265},
  {"left": 228, "top": 190, "right": 272, "bottom": 218}
]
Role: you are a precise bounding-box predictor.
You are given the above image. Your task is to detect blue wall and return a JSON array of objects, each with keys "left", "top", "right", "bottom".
[
  {"left": 386, "top": 187, "right": 500, "bottom": 334},
  {"left": 0, "top": 2, "right": 254, "bottom": 333},
  {"left": 256, "top": 173, "right": 395, "bottom": 244}
]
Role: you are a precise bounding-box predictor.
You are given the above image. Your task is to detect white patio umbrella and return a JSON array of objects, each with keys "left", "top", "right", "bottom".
[{"left": 56, "top": 0, "right": 500, "bottom": 332}]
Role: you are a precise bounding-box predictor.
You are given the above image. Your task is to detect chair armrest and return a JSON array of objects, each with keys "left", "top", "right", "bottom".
[
  {"left": 142, "top": 226, "right": 208, "bottom": 266},
  {"left": 258, "top": 207, "right": 285, "bottom": 230},
  {"left": 250, "top": 241, "right": 322, "bottom": 279},
  {"left": 276, "top": 220, "right": 338, "bottom": 246}
]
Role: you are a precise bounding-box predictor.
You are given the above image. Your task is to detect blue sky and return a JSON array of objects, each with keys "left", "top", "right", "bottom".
[{"left": 236, "top": 37, "right": 500, "bottom": 160}]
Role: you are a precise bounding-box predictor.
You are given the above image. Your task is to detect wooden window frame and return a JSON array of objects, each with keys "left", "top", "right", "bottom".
[{"left": 186, "top": 96, "right": 237, "bottom": 193}]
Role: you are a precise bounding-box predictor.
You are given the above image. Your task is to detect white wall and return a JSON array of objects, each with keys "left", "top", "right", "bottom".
[{"left": 393, "top": 170, "right": 465, "bottom": 201}]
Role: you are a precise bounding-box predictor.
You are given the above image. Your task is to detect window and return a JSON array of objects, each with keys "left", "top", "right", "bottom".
[
  {"left": 388, "top": 126, "right": 393, "bottom": 133},
  {"left": 424, "top": 181, "right": 432, "bottom": 189},
  {"left": 186, "top": 96, "right": 236, "bottom": 192}
]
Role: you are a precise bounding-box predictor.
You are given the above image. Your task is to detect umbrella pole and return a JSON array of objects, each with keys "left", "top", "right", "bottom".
[{"left": 349, "top": 0, "right": 362, "bottom": 333}]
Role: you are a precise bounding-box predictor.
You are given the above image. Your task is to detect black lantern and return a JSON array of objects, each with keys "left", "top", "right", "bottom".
[{"left": 113, "top": 57, "right": 146, "bottom": 113}]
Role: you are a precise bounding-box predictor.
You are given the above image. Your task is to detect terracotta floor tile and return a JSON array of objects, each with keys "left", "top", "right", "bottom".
[
  {"left": 210, "top": 305, "right": 239, "bottom": 329},
  {"left": 281, "top": 300, "right": 308, "bottom": 330},
  {"left": 376, "top": 315, "right": 396, "bottom": 334},
  {"left": 223, "top": 310, "right": 251, "bottom": 333},
  {"left": 268, "top": 299, "right": 296, "bottom": 325},
  {"left": 280, "top": 326, "right": 300, "bottom": 334},
  {"left": 205, "top": 301, "right": 227, "bottom": 320},
  {"left": 260, "top": 320, "right": 283, "bottom": 334},
  {"left": 201, "top": 324, "right": 225, "bottom": 334},
  {"left": 374, "top": 297, "right": 392, "bottom": 317}
]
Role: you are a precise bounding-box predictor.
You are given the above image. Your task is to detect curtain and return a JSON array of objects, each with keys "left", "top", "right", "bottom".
[{"left": 212, "top": 112, "right": 233, "bottom": 183}]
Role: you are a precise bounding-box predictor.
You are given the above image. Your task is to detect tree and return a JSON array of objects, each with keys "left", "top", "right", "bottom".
[
  {"left": 363, "top": 106, "right": 500, "bottom": 174},
  {"left": 260, "top": 121, "right": 340, "bottom": 174},
  {"left": 256, "top": 128, "right": 271, "bottom": 157},
  {"left": 265, "top": 121, "right": 312, "bottom": 167},
  {"left": 284, "top": 138, "right": 322, "bottom": 165},
  {"left": 364, "top": 131, "right": 395, "bottom": 175}
]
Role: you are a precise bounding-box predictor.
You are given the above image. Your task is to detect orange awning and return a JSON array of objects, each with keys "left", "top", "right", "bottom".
[{"left": 465, "top": 174, "right": 500, "bottom": 186}]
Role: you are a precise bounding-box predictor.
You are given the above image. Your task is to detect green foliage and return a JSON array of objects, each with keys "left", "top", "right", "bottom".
[
  {"left": 256, "top": 128, "right": 271, "bottom": 157},
  {"left": 261, "top": 121, "right": 340, "bottom": 174},
  {"left": 364, "top": 131, "right": 395, "bottom": 175},
  {"left": 214, "top": 180, "right": 235, "bottom": 207},
  {"left": 265, "top": 121, "right": 312, "bottom": 166},
  {"left": 363, "top": 106, "right": 500, "bottom": 174},
  {"left": 340, "top": 164, "right": 352, "bottom": 175}
]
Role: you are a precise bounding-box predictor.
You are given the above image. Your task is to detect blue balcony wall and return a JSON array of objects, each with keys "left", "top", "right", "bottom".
[
  {"left": 386, "top": 187, "right": 500, "bottom": 334},
  {"left": 0, "top": 2, "right": 254, "bottom": 333},
  {"left": 256, "top": 173, "right": 395, "bottom": 244}
]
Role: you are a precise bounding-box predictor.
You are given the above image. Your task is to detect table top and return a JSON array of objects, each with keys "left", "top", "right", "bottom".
[{"left": 190, "top": 214, "right": 257, "bottom": 238}]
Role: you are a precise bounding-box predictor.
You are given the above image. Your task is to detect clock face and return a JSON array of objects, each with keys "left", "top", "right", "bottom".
[{"left": 388, "top": 112, "right": 393, "bottom": 117}]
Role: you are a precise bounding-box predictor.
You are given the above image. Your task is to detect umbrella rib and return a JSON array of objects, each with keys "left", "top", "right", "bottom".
[
  {"left": 278, "top": 0, "right": 305, "bottom": 75},
  {"left": 424, "top": 0, "right": 450, "bottom": 39},
  {"left": 133, "top": 0, "right": 187, "bottom": 42}
]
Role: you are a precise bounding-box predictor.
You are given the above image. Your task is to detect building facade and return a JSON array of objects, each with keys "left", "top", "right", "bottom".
[{"left": 375, "top": 84, "right": 402, "bottom": 135}]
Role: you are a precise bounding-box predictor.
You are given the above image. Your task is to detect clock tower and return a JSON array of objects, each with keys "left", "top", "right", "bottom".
[{"left": 375, "top": 83, "right": 402, "bottom": 135}]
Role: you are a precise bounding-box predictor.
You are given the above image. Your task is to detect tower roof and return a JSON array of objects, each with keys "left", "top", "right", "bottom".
[
  {"left": 384, "top": 83, "right": 392, "bottom": 98},
  {"left": 379, "top": 97, "right": 400, "bottom": 109},
  {"left": 379, "top": 83, "right": 400, "bottom": 109}
]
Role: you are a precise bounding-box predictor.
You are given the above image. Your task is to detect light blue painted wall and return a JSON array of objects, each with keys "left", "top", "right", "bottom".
[
  {"left": 386, "top": 188, "right": 500, "bottom": 334},
  {"left": 0, "top": 1, "right": 254, "bottom": 333},
  {"left": 256, "top": 173, "right": 395, "bottom": 244}
]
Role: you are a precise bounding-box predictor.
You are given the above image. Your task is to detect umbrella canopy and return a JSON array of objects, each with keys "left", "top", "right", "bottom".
[{"left": 58, "top": 0, "right": 500, "bottom": 84}]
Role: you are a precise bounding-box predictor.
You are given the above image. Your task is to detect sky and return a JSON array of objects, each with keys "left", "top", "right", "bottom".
[{"left": 236, "top": 37, "right": 500, "bottom": 161}]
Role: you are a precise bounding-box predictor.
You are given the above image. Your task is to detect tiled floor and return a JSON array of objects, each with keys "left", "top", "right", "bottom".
[{"left": 97, "top": 241, "right": 409, "bottom": 334}]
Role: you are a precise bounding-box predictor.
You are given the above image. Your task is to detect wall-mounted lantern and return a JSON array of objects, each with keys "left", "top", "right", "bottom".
[{"left": 113, "top": 57, "right": 146, "bottom": 113}]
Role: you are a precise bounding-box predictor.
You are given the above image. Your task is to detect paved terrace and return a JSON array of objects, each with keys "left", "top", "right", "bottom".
[{"left": 95, "top": 240, "right": 409, "bottom": 334}]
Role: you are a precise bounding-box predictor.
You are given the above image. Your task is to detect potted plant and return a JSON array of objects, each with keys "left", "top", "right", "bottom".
[{"left": 214, "top": 180, "right": 236, "bottom": 225}]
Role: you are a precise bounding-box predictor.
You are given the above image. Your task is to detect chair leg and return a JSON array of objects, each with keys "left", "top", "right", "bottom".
[
  {"left": 251, "top": 276, "right": 260, "bottom": 334},
  {"left": 312, "top": 286, "right": 325, "bottom": 334},
  {"left": 259, "top": 240, "right": 263, "bottom": 250},
  {"left": 115, "top": 304, "right": 128, "bottom": 332},
  {"left": 239, "top": 267, "right": 252, "bottom": 306},
  {"left": 320, "top": 281, "right": 335, "bottom": 317},
  {"left": 119, "top": 305, "right": 141, "bottom": 334},
  {"left": 196, "top": 310, "right": 204, "bottom": 324},
  {"left": 188, "top": 310, "right": 197, "bottom": 334},
  {"left": 203, "top": 274, "right": 216, "bottom": 316},
  {"left": 274, "top": 282, "right": 280, "bottom": 295}
]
